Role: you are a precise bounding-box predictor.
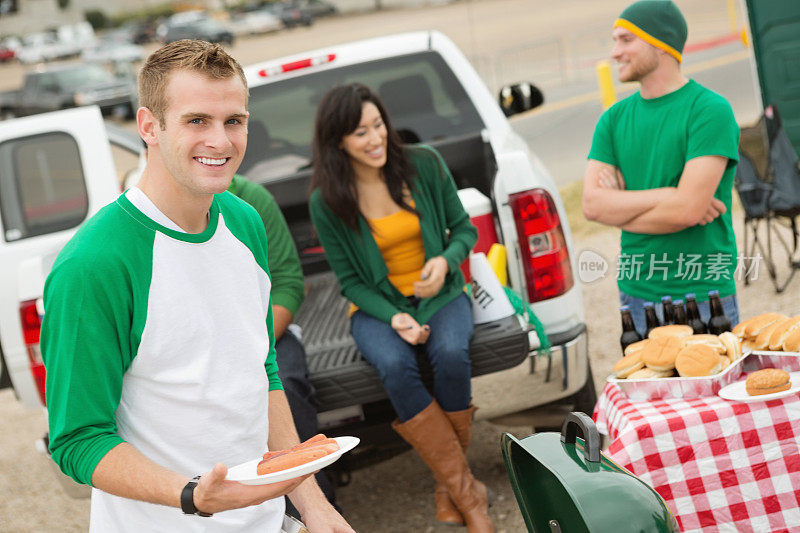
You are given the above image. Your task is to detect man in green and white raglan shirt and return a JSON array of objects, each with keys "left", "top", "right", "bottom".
[
  {"left": 581, "top": 0, "right": 740, "bottom": 334},
  {"left": 40, "top": 40, "right": 354, "bottom": 533}
]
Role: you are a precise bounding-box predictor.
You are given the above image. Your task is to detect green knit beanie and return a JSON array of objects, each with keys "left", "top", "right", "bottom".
[{"left": 614, "top": 0, "right": 688, "bottom": 63}]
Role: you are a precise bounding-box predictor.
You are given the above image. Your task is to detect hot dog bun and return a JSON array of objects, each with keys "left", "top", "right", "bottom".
[
  {"left": 769, "top": 316, "right": 800, "bottom": 351},
  {"left": 753, "top": 317, "right": 789, "bottom": 350},
  {"left": 744, "top": 313, "right": 786, "bottom": 337},
  {"left": 718, "top": 331, "right": 742, "bottom": 363},
  {"left": 783, "top": 327, "right": 800, "bottom": 353}
]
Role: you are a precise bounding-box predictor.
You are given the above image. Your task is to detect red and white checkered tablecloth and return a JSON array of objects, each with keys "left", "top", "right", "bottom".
[{"left": 593, "top": 381, "right": 800, "bottom": 532}]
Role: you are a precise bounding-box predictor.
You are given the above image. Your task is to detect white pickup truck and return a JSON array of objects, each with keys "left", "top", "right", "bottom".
[{"left": 0, "top": 30, "right": 593, "bottom": 495}]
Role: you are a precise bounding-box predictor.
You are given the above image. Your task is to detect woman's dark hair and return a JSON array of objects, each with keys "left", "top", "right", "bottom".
[{"left": 311, "top": 83, "right": 415, "bottom": 230}]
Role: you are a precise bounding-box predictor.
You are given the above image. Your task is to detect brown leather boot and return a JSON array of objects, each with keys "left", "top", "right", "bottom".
[
  {"left": 393, "top": 401, "right": 494, "bottom": 533},
  {"left": 434, "top": 404, "right": 479, "bottom": 525}
]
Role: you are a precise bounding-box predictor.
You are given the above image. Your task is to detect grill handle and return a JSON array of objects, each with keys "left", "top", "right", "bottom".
[{"left": 560, "top": 412, "right": 600, "bottom": 463}]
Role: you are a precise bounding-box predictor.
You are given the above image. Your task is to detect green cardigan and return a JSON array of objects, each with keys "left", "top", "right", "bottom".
[{"left": 309, "top": 145, "right": 478, "bottom": 324}]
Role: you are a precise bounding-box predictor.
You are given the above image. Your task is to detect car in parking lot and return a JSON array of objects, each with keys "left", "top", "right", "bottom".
[
  {"left": 0, "top": 45, "right": 14, "bottom": 62},
  {"left": 164, "top": 18, "right": 235, "bottom": 45},
  {"left": 81, "top": 32, "right": 145, "bottom": 64},
  {"left": 297, "top": 0, "right": 336, "bottom": 18},
  {"left": 0, "top": 62, "right": 137, "bottom": 120},
  {"left": 269, "top": 2, "right": 314, "bottom": 28},
  {"left": 229, "top": 8, "right": 283, "bottom": 36}
]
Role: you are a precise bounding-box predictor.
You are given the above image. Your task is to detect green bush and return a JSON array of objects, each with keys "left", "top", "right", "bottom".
[{"left": 84, "top": 9, "right": 109, "bottom": 30}]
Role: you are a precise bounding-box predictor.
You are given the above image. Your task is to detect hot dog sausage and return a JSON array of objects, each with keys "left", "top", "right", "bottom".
[{"left": 257, "top": 441, "right": 340, "bottom": 476}]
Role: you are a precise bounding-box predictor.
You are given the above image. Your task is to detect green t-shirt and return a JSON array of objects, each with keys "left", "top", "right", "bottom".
[
  {"left": 228, "top": 175, "right": 304, "bottom": 315},
  {"left": 588, "top": 80, "right": 739, "bottom": 302}
]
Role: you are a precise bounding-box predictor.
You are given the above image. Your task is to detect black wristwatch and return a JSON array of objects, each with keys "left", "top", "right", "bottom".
[{"left": 181, "top": 475, "right": 213, "bottom": 517}]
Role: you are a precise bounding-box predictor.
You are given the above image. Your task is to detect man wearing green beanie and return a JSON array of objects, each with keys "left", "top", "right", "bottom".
[{"left": 582, "top": 0, "right": 740, "bottom": 334}]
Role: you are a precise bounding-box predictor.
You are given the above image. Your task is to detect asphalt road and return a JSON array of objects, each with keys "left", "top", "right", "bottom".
[
  {"left": 0, "top": 0, "right": 766, "bottom": 531},
  {"left": 513, "top": 43, "right": 761, "bottom": 187}
]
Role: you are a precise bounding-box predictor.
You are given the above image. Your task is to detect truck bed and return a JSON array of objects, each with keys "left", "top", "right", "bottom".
[{"left": 295, "top": 272, "right": 530, "bottom": 412}]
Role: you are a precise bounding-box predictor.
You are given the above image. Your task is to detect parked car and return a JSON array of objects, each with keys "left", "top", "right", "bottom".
[
  {"left": 229, "top": 8, "right": 283, "bottom": 36},
  {"left": 0, "top": 45, "right": 14, "bottom": 62},
  {"left": 120, "top": 20, "right": 157, "bottom": 44},
  {"left": 81, "top": 33, "right": 145, "bottom": 64},
  {"left": 0, "top": 63, "right": 137, "bottom": 120},
  {"left": 297, "top": 0, "right": 336, "bottom": 18},
  {"left": 268, "top": 2, "right": 314, "bottom": 28},
  {"left": 164, "top": 18, "right": 235, "bottom": 45},
  {"left": 16, "top": 32, "right": 76, "bottom": 64}
]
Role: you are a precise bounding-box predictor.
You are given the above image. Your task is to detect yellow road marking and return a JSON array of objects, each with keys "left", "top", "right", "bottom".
[{"left": 512, "top": 48, "right": 752, "bottom": 120}]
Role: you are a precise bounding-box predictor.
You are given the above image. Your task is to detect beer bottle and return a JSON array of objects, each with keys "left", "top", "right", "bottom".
[
  {"left": 661, "top": 295, "right": 675, "bottom": 325},
  {"left": 707, "top": 290, "right": 732, "bottom": 334},
  {"left": 643, "top": 302, "right": 661, "bottom": 337},
  {"left": 620, "top": 305, "right": 643, "bottom": 352},
  {"left": 685, "top": 293, "right": 708, "bottom": 334},
  {"left": 673, "top": 299, "right": 688, "bottom": 325}
]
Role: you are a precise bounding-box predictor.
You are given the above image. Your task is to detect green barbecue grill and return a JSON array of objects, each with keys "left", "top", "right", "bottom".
[{"left": 501, "top": 412, "right": 678, "bottom": 533}]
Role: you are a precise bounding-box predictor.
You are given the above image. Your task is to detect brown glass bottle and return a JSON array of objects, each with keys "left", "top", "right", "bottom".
[
  {"left": 684, "top": 293, "right": 707, "bottom": 334},
  {"left": 620, "top": 305, "right": 643, "bottom": 352}
]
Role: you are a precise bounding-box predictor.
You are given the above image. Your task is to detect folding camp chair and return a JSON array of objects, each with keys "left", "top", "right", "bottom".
[{"left": 735, "top": 105, "right": 800, "bottom": 293}]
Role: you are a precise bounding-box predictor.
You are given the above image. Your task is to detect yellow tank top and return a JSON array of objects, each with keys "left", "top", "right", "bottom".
[{"left": 349, "top": 203, "right": 426, "bottom": 316}]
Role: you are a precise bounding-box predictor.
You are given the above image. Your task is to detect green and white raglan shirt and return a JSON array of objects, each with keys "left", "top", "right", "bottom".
[{"left": 41, "top": 187, "right": 285, "bottom": 532}]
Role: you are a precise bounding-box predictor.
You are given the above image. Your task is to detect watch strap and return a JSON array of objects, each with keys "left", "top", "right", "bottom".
[{"left": 181, "top": 475, "right": 213, "bottom": 517}]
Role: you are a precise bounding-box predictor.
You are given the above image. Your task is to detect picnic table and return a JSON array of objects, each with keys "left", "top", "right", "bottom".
[{"left": 593, "top": 380, "right": 800, "bottom": 532}]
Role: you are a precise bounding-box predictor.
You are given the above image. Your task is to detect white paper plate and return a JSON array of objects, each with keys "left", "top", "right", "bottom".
[
  {"left": 717, "top": 371, "right": 800, "bottom": 403},
  {"left": 227, "top": 436, "right": 359, "bottom": 485}
]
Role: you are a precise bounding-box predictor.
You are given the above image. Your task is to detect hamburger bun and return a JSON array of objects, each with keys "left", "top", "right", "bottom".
[
  {"left": 624, "top": 339, "right": 650, "bottom": 356},
  {"left": 675, "top": 344, "right": 722, "bottom": 377},
  {"left": 753, "top": 317, "right": 790, "bottom": 350},
  {"left": 742, "top": 339, "right": 756, "bottom": 352},
  {"left": 768, "top": 316, "right": 800, "bottom": 351},
  {"left": 718, "top": 355, "right": 731, "bottom": 371},
  {"left": 648, "top": 324, "right": 693, "bottom": 340},
  {"left": 744, "top": 312, "right": 787, "bottom": 337},
  {"left": 642, "top": 336, "right": 683, "bottom": 371},
  {"left": 719, "top": 331, "right": 742, "bottom": 362},
  {"left": 683, "top": 334, "right": 725, "bottom": 353},
  {"left": 782, "top": 327, "right": 800, "bottom": 353},
  {"left": 745, "top": 368, "right": 791, "bottom": 396},
  {"left": 613, "top": 352, "right": 645, "bottom": 378},
  {"left": 627, "top": 367, "right": 674, "bottom": 379}
]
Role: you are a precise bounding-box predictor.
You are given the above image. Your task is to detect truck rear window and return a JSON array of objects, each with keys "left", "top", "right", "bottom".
[
  {"left": 242, "top": 51, "right": 485, "bottom": 181},
  {"left": 0, "top": 132, "right": 88, "bottom": 242}
]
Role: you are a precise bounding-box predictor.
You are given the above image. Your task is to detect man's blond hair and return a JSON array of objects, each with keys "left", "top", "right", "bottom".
[{"left": 139, "top": 39, "right": 248, "bottom": 127}]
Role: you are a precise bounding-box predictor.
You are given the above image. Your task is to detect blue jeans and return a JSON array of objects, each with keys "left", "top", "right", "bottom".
[
  {"left": 274, "top": 330, "right": 336, "bottom": 517},
  {"left": 350, "top": 292, "right": 473, "bottom": 422},
  {"left": 619, "top": 291, "right": 740, "bottom": 337}
]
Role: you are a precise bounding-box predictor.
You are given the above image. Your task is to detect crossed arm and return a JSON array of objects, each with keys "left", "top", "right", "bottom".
[{"left": 581, "top": 156, "right": 729, "bottom": 234}]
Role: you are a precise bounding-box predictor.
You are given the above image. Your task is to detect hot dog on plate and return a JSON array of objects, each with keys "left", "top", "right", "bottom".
[{"left": 257, "top": 434, "right": 340, "bottom": 476}]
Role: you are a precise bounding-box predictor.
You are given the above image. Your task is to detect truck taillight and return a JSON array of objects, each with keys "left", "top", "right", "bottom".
[
  {"left": 508, "top": 189, "right": 574, "bottom": 303},
  {"left": 19, "top": 299, "right": 46, "bottom": 406}
]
